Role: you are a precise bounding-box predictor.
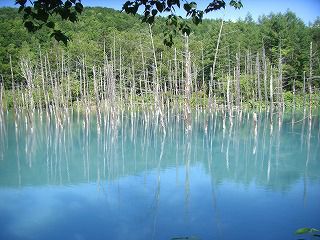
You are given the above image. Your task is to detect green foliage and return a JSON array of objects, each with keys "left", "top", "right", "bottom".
[
  {"left": 15, "top": 0, "right": 84, "bottom": 45},
  {"left": 2, "top": 90, "right": 14, "bottom": 110},
  {"left": 15, "top": 0, "right": 243, "bottom": 47},
  {"left": 295, "top": 227, "right": 320, "bottom": 240},
  {"left": 0, "top": 7, "right": 319, "bottom": 111}
]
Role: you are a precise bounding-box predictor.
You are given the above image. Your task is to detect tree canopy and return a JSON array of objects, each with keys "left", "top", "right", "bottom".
[
  {"left": 1, "top": 6, "right": 319, "bottom": 91},
  {"left": 15, "top": 0, "right": 242, "bottom": 46}
]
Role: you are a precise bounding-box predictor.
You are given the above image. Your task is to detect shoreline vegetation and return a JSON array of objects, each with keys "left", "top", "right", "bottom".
[
  {"left": 0, "top": 7, "right": 319, "bottom": 132},
  {"left": 0, "top": 32, "right": 318, "bottom": 134}
]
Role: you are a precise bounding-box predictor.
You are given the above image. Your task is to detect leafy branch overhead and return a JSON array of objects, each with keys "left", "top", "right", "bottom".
[
  {"left": 122, "top": 0, "right": 242, "bottom": 46},
  {"left": 15, "top": 0, "right": 242, "bottom": 46},
  {"left": 15, "top": 0, "right": 84, "bottom": 45}
]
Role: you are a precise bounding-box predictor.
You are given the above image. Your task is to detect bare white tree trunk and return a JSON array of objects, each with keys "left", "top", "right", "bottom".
[
  {"left": 149, "top": 24, "right": 165, "bottom": 132},
  {"left": 184, "top": 34, "right": 192, "bottom": 132}
]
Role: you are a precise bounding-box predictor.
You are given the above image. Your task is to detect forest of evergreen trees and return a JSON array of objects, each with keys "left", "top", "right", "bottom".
[{"left": 0, "top": 7, "right": 319, "bottom": 111}]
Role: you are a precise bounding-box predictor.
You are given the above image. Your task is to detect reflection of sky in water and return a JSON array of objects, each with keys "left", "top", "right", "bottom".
[
  {"left": 1, "top": 166, "right": 320, "bottom": 240},
  {"left": 0, "top": 113, "right": 320, "bottom": 239}
]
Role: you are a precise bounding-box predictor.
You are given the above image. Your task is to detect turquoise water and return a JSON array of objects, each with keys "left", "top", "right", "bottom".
[{"left": 0, "top": 111, "right": 319, "bottom": 240}]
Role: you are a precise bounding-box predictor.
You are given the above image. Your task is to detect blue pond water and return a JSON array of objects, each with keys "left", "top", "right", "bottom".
[{"left": 0, "top": 111, "right": 319, "bottom": 240}]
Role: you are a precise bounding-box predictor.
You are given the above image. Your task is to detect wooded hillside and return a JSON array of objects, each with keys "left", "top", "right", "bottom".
[{"left": 0, "top": 7, "right": 319, "bottom": 111}]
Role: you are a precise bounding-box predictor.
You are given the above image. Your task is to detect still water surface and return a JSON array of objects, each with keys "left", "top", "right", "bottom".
[{"left": 0, "top": 112, "right": 319, "bottom": 240}]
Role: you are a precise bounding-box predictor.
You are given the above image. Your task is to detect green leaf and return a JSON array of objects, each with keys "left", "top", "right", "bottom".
[
  {"left": 75, "top": 3, "right": 83, "bottom": 14},
  {"left": 181, "top": 25, "right": 191, "bottom": 35},
  {"left": 230, "top": 0, "right": 236, "bottom": 6},
  {"left": 18, "top": 6, "right": 24, "bottom": 13},
  {"left": 68, "top": 12, "right": 77, "bottom": 22},
  {"left": 24, "top": 21, "right": 35, "bottom": 32},
  {"left": 230, "top": 0, "right": 243, "bottom": 9},
  {"left": 46, "top": 21, "right": 55, "bottom": 29},
  {"left": 183, "top": 3, "right": 191, "bottom": 12},
  {"left": 35, "top": 9, "right": 49, "bottom": 22},
  {"left": 164, "top": 36, "right": 173, "bottom": 47},
  {"left": 205, "top": 0, "right": 226, "bottom": 13},
  {"left": 122, "top": 1, "right": 131, "bottom": 11},
  {"left": 176, "top": 0, "right": 181, "bottom": 8},
  {"left": 198, "top": 10, "right": 203, "bottom": 19},
  {"left": 15, "top": 0, "right": 27, "bottom": 5},
  {"left": 190, "top": 2, "right": 197, "bottom": 9},
  {"left": 24, "top": 6, "right": 32, "bottom": 15},
  {"left": 192, "top": 15, "right": 202, "bottom": 25},
  {"left": 144, "top": 10, "right": 150, "bottom": 17},
  {"left": 152, "top": 9, "right": 158, "bottom": 16},
  {"left": 65, "top": 1, "right": 72, "bottom": 9},
  {"left": 156, "top": 2, "right": 164, "bottom": 12},
  {"left": 171, "top": 16, "right": 178, "bottom": 26},
  {"left": 33, "top": 1, "right": 41, "bottom": 10},
  {"left": 51, "top": 30, "right": 69, "bottom": 46},
  {"left": 59, "top": 7, "right": 71, "bottom": 20},
  {"left": 295, "top": 228, "right": 312, "bottom": 235},
  {"left": 132, "top": 3, "right": 139, "bottom": 14},
  {"left": 147, "top": 15, "right": 155, "bottom": 24}
]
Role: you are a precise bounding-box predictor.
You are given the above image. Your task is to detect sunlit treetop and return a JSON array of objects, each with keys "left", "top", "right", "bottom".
[{"left": 15, "top": 0, "right": 242, "bottom": 46}]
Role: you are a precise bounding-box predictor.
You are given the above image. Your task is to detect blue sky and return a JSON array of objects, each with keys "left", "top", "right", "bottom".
[{"left": 1, "top": 0, "right": 319, "bottom": 24}]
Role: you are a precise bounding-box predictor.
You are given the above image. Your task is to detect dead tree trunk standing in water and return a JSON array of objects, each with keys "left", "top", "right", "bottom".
[
  {"left": 208, "top": 68, "right": 213, "bottom": 113},
  {"left": 149, "top": 24, "right": 165, "bottom": 132},
  {"left": 184, "top": 34, "right": 192, "bottom": 132},
  {"left": 303, "top": 71, "right": 306, "bottom": 116},
  {"left": 20, "top": 58, "right": 35, "bottom": 128},
  {"left": 226, "top": 73, "right": 231, "bottom": 112},
  {"left": 262, "top": 47, "right": 268, "bottom": 112},
  {"left": 278, "top": 41, "right": 284, "bottom": 114},
  {"left": 278, "top": 42, "right": 284, "bottom": 128},
  {"left": 270, "top": 66, "right": 274, "bottom": 125},
  {"left": 309, "top": 42, "right": 313, "bottom": 123},
  {"left": 235, "top": 53, "right": 241, "bottom": 113},
  {"left": 119, "top": 46, "right": 124, "bottom": 109},
  {"left": 256, "top": 53, "right": 262, "bottom": 111},
  {"left": 174, "top": 48, "right": 178, "bottom": 98},
  {"left": 249, "top": 49, "right": 255, "bottom": 105},
  {"left": 201, "top": 46, "right": 205, "bottom": 91},
  {"left": 227, "top": 47, "right": 232, "bottom": 121},
  {"left": 93, "top": 66, "right": 101, "bottom": 131},
  {"left": 139, "top": 39, "right": 146, "bottom": 108},
  {"left": 211, "top": 18, "right": 224, "bottom": 114},
  {"left": 212, "top": 19, "right": 224, "bottom": 82},
  {"left": 292, "top": 78, "right": 296, "bottom": 129},
  {"left": 39, "top": 50, "right": 49, "bottom": 118},
  {"left": 10, "top": 55, "right": 18, "bottom": 118}
]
